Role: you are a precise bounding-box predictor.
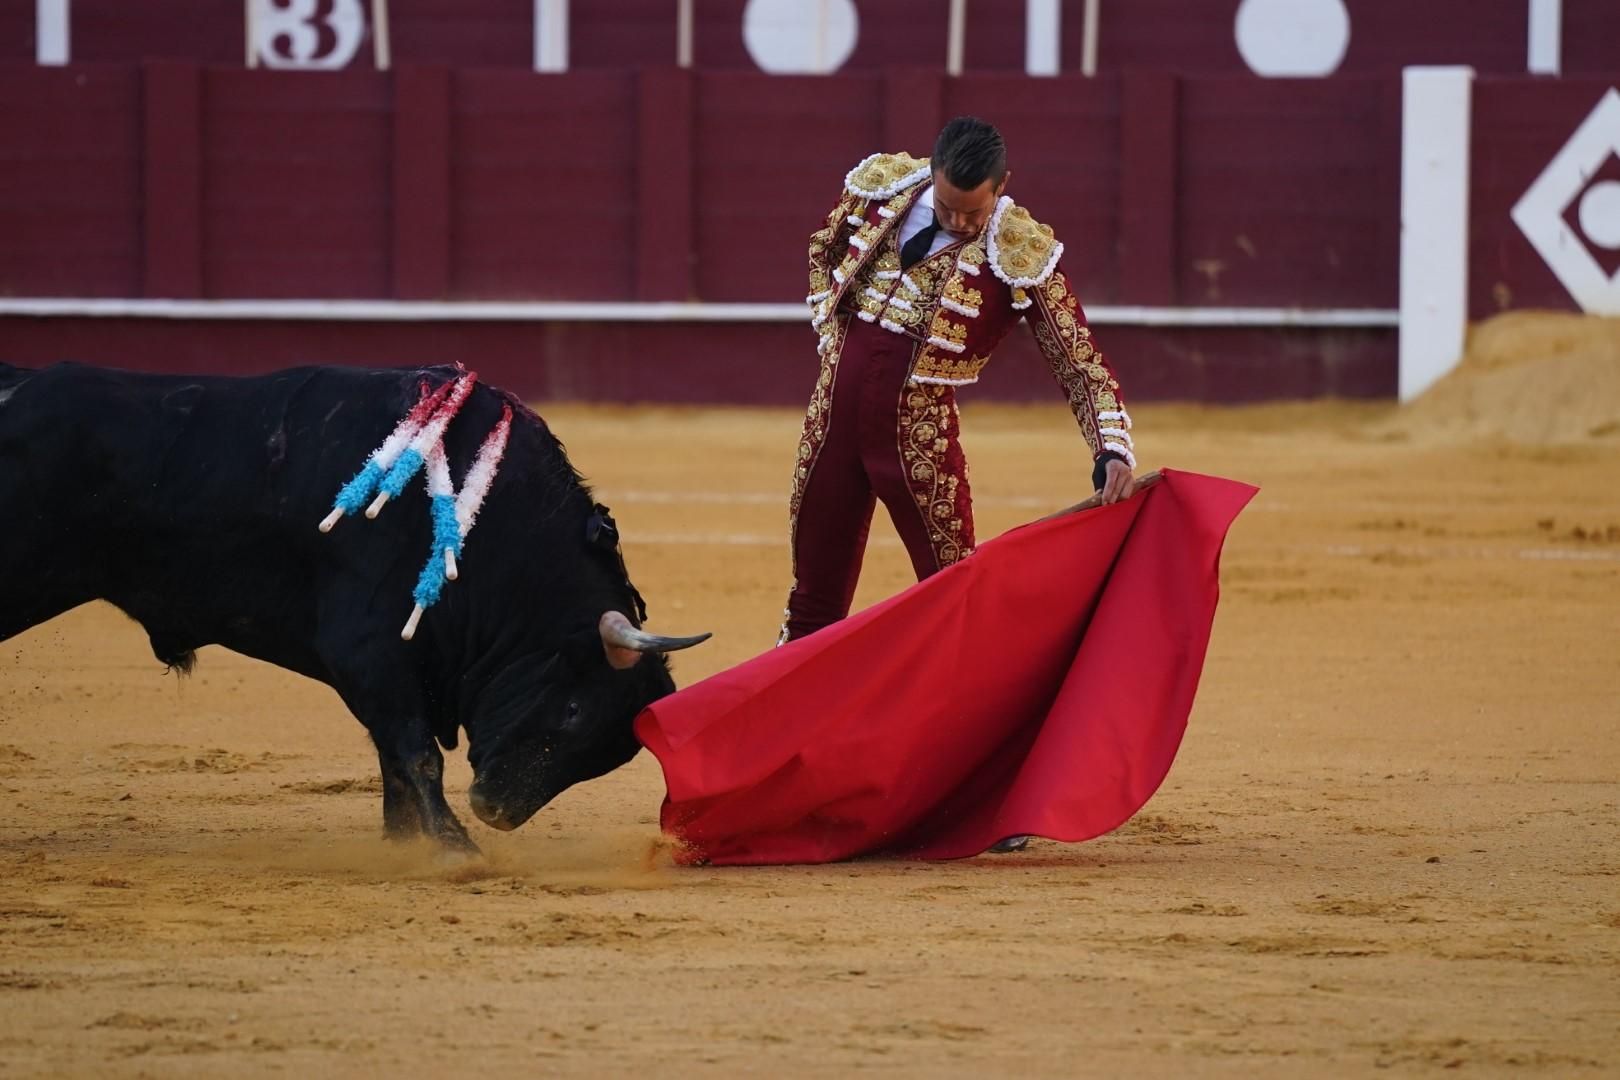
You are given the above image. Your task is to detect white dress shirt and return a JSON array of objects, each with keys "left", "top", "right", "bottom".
[{"left": 896, "top": 186, "right": 958, "bottom": 261}]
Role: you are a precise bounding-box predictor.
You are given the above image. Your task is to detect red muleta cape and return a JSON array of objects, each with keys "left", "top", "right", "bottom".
[{"left": 634, "top": 468, "right": 1257, "bottom": 865}]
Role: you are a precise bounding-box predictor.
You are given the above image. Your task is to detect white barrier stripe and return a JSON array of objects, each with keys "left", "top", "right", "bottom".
[{"left": 0, "top": 297, "right": 1400, "bottom": 328}]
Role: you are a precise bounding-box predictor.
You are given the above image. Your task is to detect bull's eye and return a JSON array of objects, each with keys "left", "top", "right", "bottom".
[{"left": 565, "top": 699, "right": 581, "bottom": 722}]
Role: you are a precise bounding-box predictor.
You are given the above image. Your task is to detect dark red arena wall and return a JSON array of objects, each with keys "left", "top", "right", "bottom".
[
  {"left": 0, "top": 3, "right": 28, "bottom": 62},
  {"left": 690, "top": 72, "right": 888, "bottom": 303},
  {"left": 6, "top": 0, "right": 1614, "bottom": 75},
  {"left": 1093, "top": 0, "right": 1534, "bottom": 76},
  {"left": 0, "top": 64, "right": 141, "bottom": 296},
  {"left": 0, "top": 63, "right": 1403, "bottom": 309},
  {"left": 386, "top": 0, "right": 534, "bottom": 70},
  {"left": 940, "top": 74, "right": 1124, "bottom": 304},
  {"left": 68, "top": 0, "right": 532, "bottom": 69},
  {"left": 1468, "top": 78, "right": 1620, "bottom": 320},
  {"left": 1175, "top": 77, "right": 1401, "bottom": 308},
  {"left": 0, "top": 59, "right": 1403, "bottom": 401},
  {"left": 72, "top": 0, "right": 242, "bottom": 65},
  {"left": 0, "top": 5, "right": 1604, "bottom": 406},
  {"left": 450, "top": 70, "right": 638, "bottom": 299},
  {"left": 1562, "top": 1, "right": 1620, "bottom": 77},
  {"left": 200, "top": 68, "right": 394, "bottom": 299},
  {"left": 996, "top": 0, "right": 1614, "bottom": 77}
]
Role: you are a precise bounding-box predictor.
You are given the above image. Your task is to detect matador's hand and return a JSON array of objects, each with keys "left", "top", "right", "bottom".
[{"left": 1098, "top": 458, "right": 1136, "bottom": 505}]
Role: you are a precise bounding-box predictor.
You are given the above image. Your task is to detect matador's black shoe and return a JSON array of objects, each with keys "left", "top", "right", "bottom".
[{"left": 988, "top": 835, "right": 1032, "bottom": 853}]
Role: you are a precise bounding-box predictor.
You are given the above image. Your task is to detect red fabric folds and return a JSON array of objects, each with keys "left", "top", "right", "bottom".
[{"left": 634, "top": 468, "right": 1257, "bottom": 865}]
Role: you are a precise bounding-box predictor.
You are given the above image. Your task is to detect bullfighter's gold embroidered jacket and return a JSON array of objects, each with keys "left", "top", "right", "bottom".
[{"left": 805, "top": 151, "right": 1134, "bottom": 465}]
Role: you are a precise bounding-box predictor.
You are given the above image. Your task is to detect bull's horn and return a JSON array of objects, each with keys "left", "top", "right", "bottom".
[{"left": 599, "top": 611, "right": 711, "bottom": 667}]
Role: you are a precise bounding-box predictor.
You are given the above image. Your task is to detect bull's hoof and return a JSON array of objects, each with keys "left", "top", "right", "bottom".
[
  {"left": 379, "top": 816, "right": 480, "bottom": 857},
  {"left": 433, "top": 842, "right": 483, "bottom": 867},
  {"left": 430, "top": 816, "right": 481, "bottom": 856}
]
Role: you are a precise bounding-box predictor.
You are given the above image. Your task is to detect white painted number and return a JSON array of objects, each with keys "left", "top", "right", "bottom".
[{"left": 251, "top": 0, "right": 367, "bottom": 70}]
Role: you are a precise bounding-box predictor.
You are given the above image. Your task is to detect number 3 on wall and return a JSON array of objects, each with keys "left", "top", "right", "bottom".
[{"left": 246, "top": 0, "right": 370, "bottom": 70}]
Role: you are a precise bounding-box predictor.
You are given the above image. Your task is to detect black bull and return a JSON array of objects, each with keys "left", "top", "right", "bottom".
[{"left": 0, "top": 362, "right": 708, "bottom": 850}]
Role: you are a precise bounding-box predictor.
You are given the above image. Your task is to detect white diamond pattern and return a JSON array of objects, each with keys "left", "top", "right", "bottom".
[{"left": 1511, "top": 88, "right": 1620, "bottom": 314}]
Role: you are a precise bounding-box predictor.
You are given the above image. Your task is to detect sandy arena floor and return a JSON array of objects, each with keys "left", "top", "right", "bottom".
[{"left": 3, "top": 327, "right": 1619, "bottom": 1076}]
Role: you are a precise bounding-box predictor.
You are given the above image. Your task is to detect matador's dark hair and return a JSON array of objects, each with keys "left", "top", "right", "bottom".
[{"left": 932, "top": 116, "right": 1007, "bottom": 190}]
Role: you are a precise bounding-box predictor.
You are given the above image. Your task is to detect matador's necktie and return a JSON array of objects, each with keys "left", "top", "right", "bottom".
[{"left": 900, "top": 213, "right": 941, "bottom": 270}]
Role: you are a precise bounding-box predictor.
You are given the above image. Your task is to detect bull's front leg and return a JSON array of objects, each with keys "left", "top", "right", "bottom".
[
  {"left": 374, "top": 727, "right": 477, "bottom": 854},
  {"left": 314, "top": 590, "right": 476, "bottom": 853},
  {"left": 378, "top": 752, "right": 424, "bottom": 839}
]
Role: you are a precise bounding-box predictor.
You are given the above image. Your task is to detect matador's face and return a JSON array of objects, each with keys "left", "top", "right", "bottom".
[{"left": 932, "top": 169, "right": 1010, "bottom": 239}]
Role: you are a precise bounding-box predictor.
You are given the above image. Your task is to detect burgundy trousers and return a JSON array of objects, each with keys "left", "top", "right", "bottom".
[{"left": 783, "top": 319, "right": 975, "bottom": 643}]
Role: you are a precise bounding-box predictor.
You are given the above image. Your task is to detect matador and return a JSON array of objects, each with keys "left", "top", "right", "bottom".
[{"left": 782, "top": 117, "right": 1137, "bottom": 645}]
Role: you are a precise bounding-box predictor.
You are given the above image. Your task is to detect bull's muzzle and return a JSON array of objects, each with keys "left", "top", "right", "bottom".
[{"left": 467, "top": 786, "right": 518, "bottom": 831}]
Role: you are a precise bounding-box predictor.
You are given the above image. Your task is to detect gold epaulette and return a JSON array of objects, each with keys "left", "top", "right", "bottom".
[
  {"left": 844, "top": 152, "right": 932, "bottom": 201},
  {"left": 987, "top": 197, "right": 1063, "bottom": 298}
]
